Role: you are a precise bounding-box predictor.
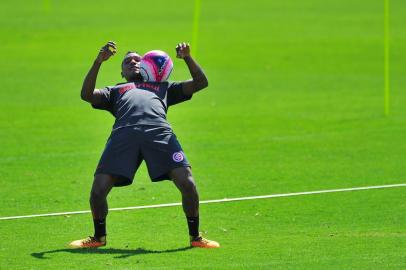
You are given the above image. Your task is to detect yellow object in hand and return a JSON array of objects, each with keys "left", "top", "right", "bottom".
[{"left": 108, "top": 46, "right": 116, "bottom": 53}]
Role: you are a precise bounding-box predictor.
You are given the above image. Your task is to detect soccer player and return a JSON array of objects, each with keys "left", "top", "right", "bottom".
[{"left": 69, "top": 41, "right": 220, "bottom": 249}]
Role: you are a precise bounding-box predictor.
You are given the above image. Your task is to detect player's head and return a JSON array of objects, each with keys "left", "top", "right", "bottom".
[{"left": 121, "top": 51, "right": 143, "bottom": 82}]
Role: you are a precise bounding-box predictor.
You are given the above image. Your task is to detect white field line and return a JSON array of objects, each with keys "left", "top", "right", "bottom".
[{"left": 1, "top": 183, "right": 405, "bottom": 221}]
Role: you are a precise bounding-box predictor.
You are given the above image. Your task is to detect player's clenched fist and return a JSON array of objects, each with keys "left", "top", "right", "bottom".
[
  {"left": 176, "top": 42, "right": 191, "bottom": 59},
  {"left": 95, "top": 41, "right": 117, "bottom": 64}
]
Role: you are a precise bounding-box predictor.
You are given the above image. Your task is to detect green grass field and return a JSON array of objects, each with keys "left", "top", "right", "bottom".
[{"left": 1, "top": 0, "right": 405, "bottom": 269}]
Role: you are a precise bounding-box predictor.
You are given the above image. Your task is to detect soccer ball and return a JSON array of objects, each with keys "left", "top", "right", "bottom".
[{"left": 140, "top": 50, "right": 173, "bottom": 82}]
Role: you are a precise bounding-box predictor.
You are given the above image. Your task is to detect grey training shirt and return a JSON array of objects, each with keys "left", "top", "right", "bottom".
[{"left": 92, "top": 81, "right": 192, "bottom": 130}]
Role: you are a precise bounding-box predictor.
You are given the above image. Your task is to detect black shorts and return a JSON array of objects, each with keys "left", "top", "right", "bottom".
[{"left": 95, "top": 125, "right": 190, "bottom": 186}]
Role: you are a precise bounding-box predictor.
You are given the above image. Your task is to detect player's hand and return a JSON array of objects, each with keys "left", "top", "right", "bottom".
[
  {"left": 95, "top": 41, "right": 117, "bottom": 64},
  {"left": 176, "top": 42, "right": 191, "bottom": 59}
]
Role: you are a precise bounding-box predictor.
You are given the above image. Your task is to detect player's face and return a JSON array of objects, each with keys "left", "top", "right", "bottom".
[{"left": 121, "top": 53, "right": 142, "bottom": 81}]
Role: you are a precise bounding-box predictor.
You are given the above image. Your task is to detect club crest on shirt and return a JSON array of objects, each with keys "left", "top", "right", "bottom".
[{"left": 172, "top": 151, "right": 184, "bottom": 162}]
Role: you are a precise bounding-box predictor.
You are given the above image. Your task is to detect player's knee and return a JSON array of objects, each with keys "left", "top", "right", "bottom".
[
  {"left": 90, "top": 174, "right": 115, "bottom": 201},
  {"left": 171, "top": 167, "right": 198, "bottom": 195},
  {"left": 90, "top": 189, "right": 101, "bottom": 202},
  {"left": 181, "top": 176, "right": 198, "bottom": 196},
  {"left": 90, "top": 185, "right": 108, "bottom": 201}
]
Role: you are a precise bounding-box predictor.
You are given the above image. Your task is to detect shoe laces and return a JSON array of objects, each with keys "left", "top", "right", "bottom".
[
  {"left": 194, "top": 236, "right": 210, "bottom": 243},
  {"left": 83, "top": 236, "right": 97, "bottom": 244},
  {"left": 200, "top": 238, "right": 210, "bottom": 243}
]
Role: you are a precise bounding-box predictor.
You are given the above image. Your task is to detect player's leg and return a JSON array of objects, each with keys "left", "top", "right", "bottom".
[
  {"left": 170, "top": 166, "right": 220, "bottom": 248},
  {"left": 141, "top": 127, "right": 219, "bottom": 248},
  {"left": 169, "top": 166, "right": 199, "bottom": 218},
  {"left": 90, "top": 173, "right": 118, "bottom": 238},
  {"left": 69, "top": 127, "right": 143, "bottom": 248},
  {"left": 69, "top": 173, "right": 118, "bottom": 248}
]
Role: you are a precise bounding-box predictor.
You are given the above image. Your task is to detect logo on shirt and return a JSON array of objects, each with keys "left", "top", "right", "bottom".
[
  {"left": 172, "top": 151, "right": 184, "bottom": 162},
  {"left": 118, "top": 83, "right": 136, "bottom": 94},
  {"left": 135, "top": 82, "right": 160, "bottom": 92}
]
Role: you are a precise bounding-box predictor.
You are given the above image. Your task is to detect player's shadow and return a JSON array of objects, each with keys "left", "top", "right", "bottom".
[{"left": 31, "top": 246, "right": 192, "bottom": 259}]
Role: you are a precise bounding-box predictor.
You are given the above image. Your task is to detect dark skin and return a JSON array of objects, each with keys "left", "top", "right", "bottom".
[
  {"left": 121, "top": 52, "right": 143, "bottom": 82},
  {"left": 81, "top": 41, "right": 207, "bottom": 226},
  {"left": 81, "top": 42, "right": 208, "bottom": 102}
]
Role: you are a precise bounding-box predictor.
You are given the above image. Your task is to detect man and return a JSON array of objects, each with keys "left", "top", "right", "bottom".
[{"left": 69, "top": 41, "right": 220, "bottom": 249}]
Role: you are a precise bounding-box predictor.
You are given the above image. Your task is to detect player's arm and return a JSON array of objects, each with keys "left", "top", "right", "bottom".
[
  {"left": 176, "top": 42, "right": 208, "bottom": 96},
  {"left": 80, "top": 41, "right": 117, "bottom": 104}
]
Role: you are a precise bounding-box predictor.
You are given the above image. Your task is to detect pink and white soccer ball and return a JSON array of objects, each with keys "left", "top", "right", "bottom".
[{"left": 140, "top": 50, "right": 173, "bottom": 82}]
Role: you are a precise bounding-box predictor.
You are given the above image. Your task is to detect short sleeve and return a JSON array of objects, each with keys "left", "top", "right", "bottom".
[
  {"left": 91, "top": 87, "right": 112, "bottom": 111},
  {"left": 167, "top": 82, "right": 192, "bottom": 106}
]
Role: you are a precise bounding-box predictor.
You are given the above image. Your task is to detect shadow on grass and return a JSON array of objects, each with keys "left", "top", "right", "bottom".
[{"left": 31, "top": 246, "right": 192, "bottom": 259}]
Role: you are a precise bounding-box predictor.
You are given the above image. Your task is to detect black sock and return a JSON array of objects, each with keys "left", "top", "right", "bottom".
[
  {"left": 93, "top": 218, "right": 106, "bottom": 238},
  {"left": 186, "top": 216, "right": 199, "bottom": 238}
]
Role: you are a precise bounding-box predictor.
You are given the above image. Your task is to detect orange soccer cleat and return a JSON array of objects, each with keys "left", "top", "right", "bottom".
[
  {"left": 69, "top": 236, "right": 106, "bottom": 248},
  {"left": 190, "top": 234, "right": 220, "bottom": 248}
]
